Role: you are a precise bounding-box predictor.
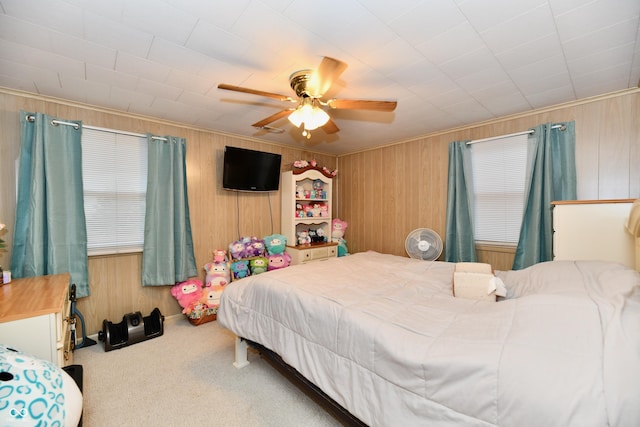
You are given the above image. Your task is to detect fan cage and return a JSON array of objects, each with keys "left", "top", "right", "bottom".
[{"left": 405, "top": 228, "right": 443, "bottom": 261}]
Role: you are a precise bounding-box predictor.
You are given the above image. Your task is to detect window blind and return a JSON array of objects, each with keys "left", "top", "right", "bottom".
[
  {"left": 470, "top": 134, "right": 528, "bottom": 244},
  {"left": 82, "top": 128, "right": 147, "bottom": 255}
]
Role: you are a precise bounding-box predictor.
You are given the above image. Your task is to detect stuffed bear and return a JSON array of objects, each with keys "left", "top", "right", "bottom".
[
  {"left": 267, "top": 253, "right": 291, "bottom": 271},
  {"left": 171, "top": 279, "right": 203, "bottom": 314},
  {"left": 250, "top": 257, "right": 268, "bottom": 275},
  {"left": 264, "top": 233, "right": 287, "bottom": 255},
  {"left": 204, "top": 261, "right": 230, "bottom": 287},
  {"left": 231, "top": 260, "right": 250, "bottom": 280}
]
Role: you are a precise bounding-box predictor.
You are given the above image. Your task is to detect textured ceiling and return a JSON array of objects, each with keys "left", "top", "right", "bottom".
[{"left": 1, "top": 0, "right": 639, "bottom": 155}]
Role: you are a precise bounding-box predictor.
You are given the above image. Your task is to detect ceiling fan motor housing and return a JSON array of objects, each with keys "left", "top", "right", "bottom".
[{"left": 289, "top": 70, "right": 314, "bottom": 98}]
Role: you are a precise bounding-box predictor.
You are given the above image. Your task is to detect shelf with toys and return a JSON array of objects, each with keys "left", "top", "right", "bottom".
[{"left": 281, "top": 161, "right": 338, "bottom": 264}]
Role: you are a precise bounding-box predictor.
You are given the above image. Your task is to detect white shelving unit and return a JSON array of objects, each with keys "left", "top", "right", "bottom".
[{"left": 281, "top": 168, "right": 338, "bottom": 265}]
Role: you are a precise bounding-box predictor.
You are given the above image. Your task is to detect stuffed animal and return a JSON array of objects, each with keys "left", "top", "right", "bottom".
[
  {"left": 198, "top": 285, "right": 224, "bottom": 309},
  {"left": 264, "top": 233, "right": 287, "bottom": 255},
  {"left": 316, "top": 227, "right": 327, "bottom": 242},
  {"left": 246, "top": 237, "right": 266, "bottom": 257},
  {"left": 229, "top": 239, "right": 246, "bottom": 260},
  {"left": 331, "top": 218, "right": 349, "bottom": 257},
  {"left": 331, "top": 218, "right": 348, "bottom": 240},
  {"left": 309, "top": 228, "right": 325, "bottom": 243},
  {"left": 293, "top": 160, "right": 308, "bottom": 168},
  {"left": 296, "top": 185, "right": 305, "bottom": 199},
  {"left": 231, "top": 260, "right": 250, "bottom": 279},
  {"left": 297, "top": 230, "right": 311, "bottom": 245},
  {"left": 267, "top": 252, "right": 292, "bottom": 270},
  {"left": 204, "top": 261, "right": 230, "bottom": 287},
  {"left": 250, "top": 257, "right": 268, "bottom": 275},
  {"left": 212, "top": 249, "right": 227, "bottom": 263},
  {"left": 171, "top": 279, "right": 204, "bottom": 314}
]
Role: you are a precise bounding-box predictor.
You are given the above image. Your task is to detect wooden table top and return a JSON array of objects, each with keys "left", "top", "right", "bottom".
[{"left": 0, "top": 273, "right": 70, "bottom": 323}]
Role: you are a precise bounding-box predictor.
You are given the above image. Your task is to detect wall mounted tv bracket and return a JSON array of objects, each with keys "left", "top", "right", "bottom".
[{"left": 98, "top": 308, "right": 164, "bottom": 352}]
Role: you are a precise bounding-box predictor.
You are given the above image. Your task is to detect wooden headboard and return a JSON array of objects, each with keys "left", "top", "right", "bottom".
[{"left": 552, "top": 199, "right": 638, "bottom": 271}]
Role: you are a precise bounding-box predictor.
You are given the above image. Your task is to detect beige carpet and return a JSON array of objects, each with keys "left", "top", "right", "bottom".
[{"left": 73, "top": 315, "right": 345, "bottom": 427}]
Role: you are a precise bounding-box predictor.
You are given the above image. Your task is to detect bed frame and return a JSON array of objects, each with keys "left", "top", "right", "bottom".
[{"left": 234, "top": 337, "right": 367, "bottom": 426}]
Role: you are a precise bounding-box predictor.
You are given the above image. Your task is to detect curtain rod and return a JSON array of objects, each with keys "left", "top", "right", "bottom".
[
  {"left": 466, "top": 124, "right": 565, "bottom": 145},
  {"left": 25, "top": 114, "right": 168, "bottom": 141}
]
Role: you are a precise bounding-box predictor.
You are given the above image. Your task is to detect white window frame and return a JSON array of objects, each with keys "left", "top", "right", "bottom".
[
  {"left": 82, "top": 128, "right": 147, "bottom": 256},
  {"left": 469, "top": 134, "right": 528, "bottom": 246}
]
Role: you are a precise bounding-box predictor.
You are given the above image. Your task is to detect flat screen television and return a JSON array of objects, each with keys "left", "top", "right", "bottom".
[{"left": 222, "top": 146, "right": 282, "bottom": 192}]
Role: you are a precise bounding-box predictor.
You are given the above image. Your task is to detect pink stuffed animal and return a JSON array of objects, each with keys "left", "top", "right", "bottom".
[
  {"left": 267, "top": 253, "right": 292, "bottom": 270},
  {"left": 212, "top": 249, "right": 227, "bottom": 263},
  {"left": 171, "top": 279, "right": 203, "bottom": 314}
]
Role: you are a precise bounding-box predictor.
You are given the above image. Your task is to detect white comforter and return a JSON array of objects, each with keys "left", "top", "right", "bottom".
[{"left": 218, "top": 252, "right": 640, "bottom": 426}]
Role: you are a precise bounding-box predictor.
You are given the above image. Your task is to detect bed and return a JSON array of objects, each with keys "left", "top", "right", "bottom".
[{"left": 218, "top": 250, "right": 640, "bottom": 426}]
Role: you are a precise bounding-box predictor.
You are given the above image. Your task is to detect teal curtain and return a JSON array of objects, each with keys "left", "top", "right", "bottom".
[
  {"left": 445, "top": 140, "right": 477, "bottom": 262},
  {"left": 142, "top": 135, "right": 197, "bottom": 286},
  {"left": 11, "top": 112, "right": 90, "bottom": 297},
  {"left": 512, "top": 122, "right": 576, "bottom": 269}
]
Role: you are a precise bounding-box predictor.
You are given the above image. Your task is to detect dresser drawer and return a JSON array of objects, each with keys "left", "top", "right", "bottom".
[{"left": 287, "top": 243, "right": 338, "bottom": 265}]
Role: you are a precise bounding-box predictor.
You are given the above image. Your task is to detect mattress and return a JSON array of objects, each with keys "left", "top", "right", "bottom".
[{"left": 218, "top": 251, "right": 640, "bottom": 426}]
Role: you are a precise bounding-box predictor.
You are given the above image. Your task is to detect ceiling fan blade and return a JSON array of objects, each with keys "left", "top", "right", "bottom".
[
  {"left": 327, "top": 99, "right": 397, "bottom": 111},
  {"left": 308, "top": 56, "right": 348, "bottom": 98},
  {"left": 322, "top": 118, "right": 339, "bottom": 134},
  {"left": 251, "top": 109, "right": 293, "bottom": 128},
  {"left": 218, "top": 83, "right": 293, "bottom": 102}
]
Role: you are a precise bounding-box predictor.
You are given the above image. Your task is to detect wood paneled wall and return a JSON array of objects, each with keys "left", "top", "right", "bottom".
[
  {"left": 336, "top": 90, "right": 640, "bottom": 271},
  {"left": 2, "top": 88, "right": 638, "bottom": 334},
  {"left": 0, "top": 89, "right": 335, "bottom": 335}
]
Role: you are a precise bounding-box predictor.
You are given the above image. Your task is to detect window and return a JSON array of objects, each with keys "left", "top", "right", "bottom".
[
  {"left": 82, "top": 128, "right": 147, "bottom": 255},
  {"left": 469, "top": 134, "right": 528, "bottom": 245}
]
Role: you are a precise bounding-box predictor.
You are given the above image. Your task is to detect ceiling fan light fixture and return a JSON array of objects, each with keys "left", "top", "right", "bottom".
[{"left": 288, "top": 98, "right": 330, "bottom": 133}]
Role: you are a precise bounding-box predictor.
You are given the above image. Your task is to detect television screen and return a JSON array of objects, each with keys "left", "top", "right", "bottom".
[{"left": 223, "top": 146, "right": 282, "bottom": 192}]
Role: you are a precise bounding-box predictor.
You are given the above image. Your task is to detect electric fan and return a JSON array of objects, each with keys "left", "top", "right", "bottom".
[{"left": 405, "top": 228, "right": 443, "bottom": 261}]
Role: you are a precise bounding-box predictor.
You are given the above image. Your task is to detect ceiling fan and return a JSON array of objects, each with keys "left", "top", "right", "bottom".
[{"left": 218, "top": 56, "right": 397, "bottom": 139}]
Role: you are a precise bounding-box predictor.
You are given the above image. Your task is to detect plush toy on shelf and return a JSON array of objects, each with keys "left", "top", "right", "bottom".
[
  {"left": 296, "top": 185, "right": 305, "bottom": 199},
  {"left": 250, "top": 257, "right": 268, "bottom": 275},
  {"left": 267, "top": 252, "right": 292, "bottom": 270},
  {"left": 171, "top": 279, "right": 204, "bottom": 315},
  {"left": 245, "top": 237, "right": 266, "bottom": 257},
  {"left": 231, "top": 259, "right": 250, "bottom": 280},
  {"left": 331, "top": 218, "right": 350, "bottom": 257},
  {"left": 229, "top": 239, "right": 246, "bottom": 260},
  {"left": 297, "top": 230, "right": 311, "bottom": 245},
  {"left": 264, "top": 234, "right": 287, "bottom": 255}
]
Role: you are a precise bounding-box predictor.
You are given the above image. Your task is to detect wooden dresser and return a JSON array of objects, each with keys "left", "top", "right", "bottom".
[{"left": 0, "top": 273, "right": 73, "bottom": 367}]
